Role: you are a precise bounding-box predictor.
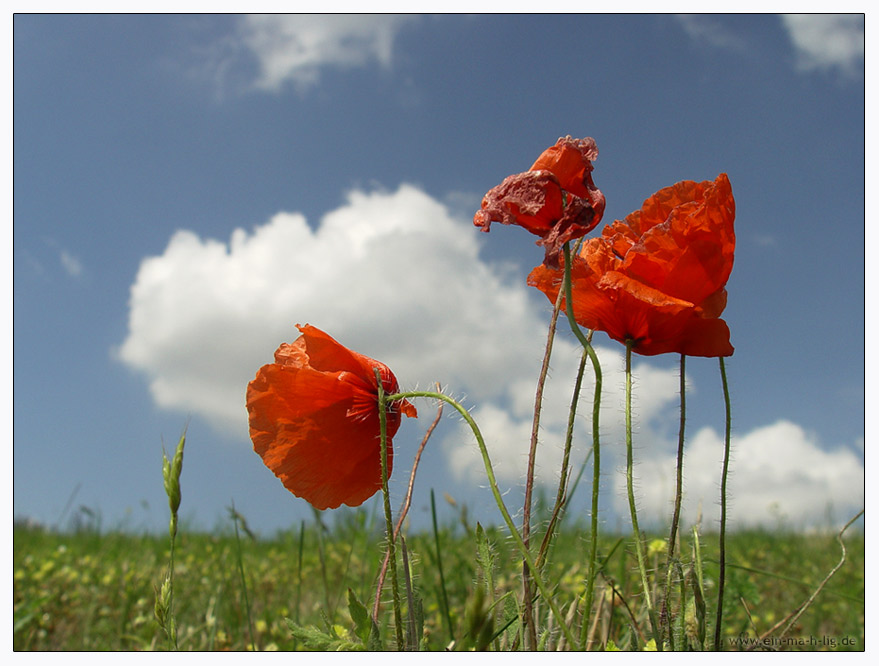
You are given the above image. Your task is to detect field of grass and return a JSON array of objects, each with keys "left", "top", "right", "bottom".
[{"left": 13, "top": 507, "right": 864, "bottom": 651}]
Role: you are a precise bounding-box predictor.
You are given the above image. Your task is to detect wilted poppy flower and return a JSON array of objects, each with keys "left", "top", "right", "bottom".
[
  {"left": 474, "top": 136, "right": 606, "bottom": 266},
  {"left": 528, "top": 174, "right": 736, "bottom": 357},
  {"left": 246, "top": 325, "right": 417, "bottom": 510}
]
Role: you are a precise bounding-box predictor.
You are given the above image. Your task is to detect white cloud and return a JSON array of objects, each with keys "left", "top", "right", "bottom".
[
  {"left": 118, "top": 184, "right": 864, "bottom": 530},
  {"left": 674, "top": 15, "right": 746, "bottom": 52},
  {"left": 59, "top": 249, "right": 83, "bottom": 278},
  {"left": 627, "top": 420, "right": 864, "bottom": 529},
  {"left": 117, "top": 184, "right": 549, "bottom": 433},
  {"left": 235, "top": 14, "right": 416, "bottom": 92},
  {"left": 444, "top": 341, "right": 683, "bottom": 488},
  {"left": 781, "top": 14, "right": 864, "bottom": 76}
]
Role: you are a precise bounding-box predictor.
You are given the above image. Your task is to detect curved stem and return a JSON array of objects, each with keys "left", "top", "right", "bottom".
[
  {"left": 775, "top": 508, "right": 864, "bottom": 641},
  {"left": 713, "top": 357, "right": 732, "bottom": 651},
  {"left": 561, "top": 243, "right": 593, "bottom": 351},
  {"left": 373, "top": 388, "right": 444, "bottom": 620},
  {"left": 386, "top": 389, "right": 580, "bottom": 650},
  {"left": 625, "top": 340, "right": 660, "bottom": 647},
  {"left": 375, "top": 370, "right": 405, "bottom": 651},
  {"left": 559, "top": 243, "right": 605, "bottom": 645}
]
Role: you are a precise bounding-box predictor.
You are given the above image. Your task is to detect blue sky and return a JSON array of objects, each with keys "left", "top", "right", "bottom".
[{"left": 13, "top": 14, "right": 865, "bottom": 536}]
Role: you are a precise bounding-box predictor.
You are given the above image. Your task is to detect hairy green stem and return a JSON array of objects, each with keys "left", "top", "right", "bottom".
[
  {"left": 663, "top": 354, "right": 687, "bottom": 649},
  {"left": 580, "top": 336, "right": 603, "bottom": 648},
  {"left": 713, "top": 357, "right": 732, "bottom": 651},
  {"left": 522, "top": 284, "right": 564, "bottom": 648},
  {"left": 386, "top": 389, "right": 580, "bottom": 650},
  {"left": 625, "top": 340, "right": 660, "bottom": 647},
  {"left": 559, "top": 243, "right": 604, "bottom": 646},
  {"left": 375, "top": 369, "right": 405, "bottom": 651},
  {"left": 537, "top": 347, "right": 588, "bottom": 571}
]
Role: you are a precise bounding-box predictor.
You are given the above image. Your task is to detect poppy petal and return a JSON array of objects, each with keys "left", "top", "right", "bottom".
[
  {"left": 529, "top": 174, "right": 735, "bottom": 358},
  {"left": 474, "top": 137, "right": 604, "bottom": 265},
  {"left": 246, "top": 326, "right": 416, "bottom": 510}
]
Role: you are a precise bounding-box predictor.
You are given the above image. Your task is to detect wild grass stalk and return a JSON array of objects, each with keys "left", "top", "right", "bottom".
[
  {"left": 228, "top": 503, "right": 256, "bottom": 651},
  {"left": 155, "top": 429, "right": 186, "bottom": 650},
  {"left": 430, "top": 489, "right": 455, "bottom": 646},
  {"left": 771, "top": 509, "right": 865, "bottom": 643}
]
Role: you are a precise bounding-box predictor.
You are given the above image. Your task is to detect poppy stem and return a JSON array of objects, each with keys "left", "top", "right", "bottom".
[
  {"left": 579, "top": 338, "right": 603, "bottom": 649},
  {"left": 386, "top": 389, "right": 580, "bottom": 649},
  {"left": 375, "top": 368, "right": 405, "bottom": 651},
  {"left": 663, "top": 353, "right": 687, "bottom": 649},
  {"left": 521, "top": 269, "right": 564, "bottom": 649},
  {"left": 373, "top": 386, "right": 444, "bottom": 621},
  {"left": 536, "top": 347, "right": 587, "bottom": 572},
  {"left": 561, "top": 243, "right": 592, "bottom": 350},
  {"left": 560, "top": 242, "right": 605, "bottom": 645},
  {"left": 625, "top": 340, "right": 661, "bottom": 648},
  {"left": 714, "top": 357, "right": 732, "bottom": 651}
]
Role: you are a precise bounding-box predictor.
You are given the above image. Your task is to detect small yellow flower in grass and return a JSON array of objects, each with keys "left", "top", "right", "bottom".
[{"left": 648, "top": 538, "right": 667, "bottom": 556}]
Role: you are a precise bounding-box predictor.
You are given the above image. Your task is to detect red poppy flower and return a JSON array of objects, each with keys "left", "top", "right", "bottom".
[
  {"left": 473, "top": 136, "right": 606, "bottom": 266},
  {"left": 528, "top": 174, "right": 736, "bottom": 357},
  {"left": 246, "top": 325, "right": 417, "bottom": 510}
]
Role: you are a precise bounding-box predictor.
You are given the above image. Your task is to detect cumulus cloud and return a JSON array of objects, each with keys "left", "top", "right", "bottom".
[
  {"left": 117, "top": 184, "right": 549, "bottom": 433},
  {"left": 626, "top": 420, "right": 864, "bottom": 529},
  {"left": 118, "top": 183, "right": 864, "bottom": 529},
  {"left": 443, "top": 341, "right": 683, "bottom": 488},
  {"left": 781, "top": 14, "right": 864, "bottom": 77},
  {"left": 446, "top": 339, "right": 864, "bottom": 529},
  {"left": 223, "top": 14, "right": 416, "bottom": 93}
]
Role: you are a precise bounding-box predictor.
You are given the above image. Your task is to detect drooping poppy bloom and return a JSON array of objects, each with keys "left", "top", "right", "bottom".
[
  {"left": 473, "top": 136, "right": 606, "bottom": 266},
  {"left": 246, "top": 324, "right": 417, "bottom": 510},
  {"left": 528, "top": 173, "right": 736, "bottom": 357}
]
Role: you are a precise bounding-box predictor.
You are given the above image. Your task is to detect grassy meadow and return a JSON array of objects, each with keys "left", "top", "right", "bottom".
[{"left": 13, "top": 505, "right": 865, "bottom": 651}]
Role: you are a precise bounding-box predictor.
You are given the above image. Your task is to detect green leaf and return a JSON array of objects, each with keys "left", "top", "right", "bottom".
[
  {"left": 475, "top": 523, "right": 495, "bottom": 574},
  {"left": 285, "top": 620, "right": 364, "bottom": 651},
  {"left": 347, "top": 588, "right": 371, "bottom": 644},
  {"left": 345, "top": 588, "right": 382, "bottom": 650}
]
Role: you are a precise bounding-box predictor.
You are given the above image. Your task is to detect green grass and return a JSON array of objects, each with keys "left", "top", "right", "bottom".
[{"left": 13, "top": 512, "right": 864, "bottom": 651}]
